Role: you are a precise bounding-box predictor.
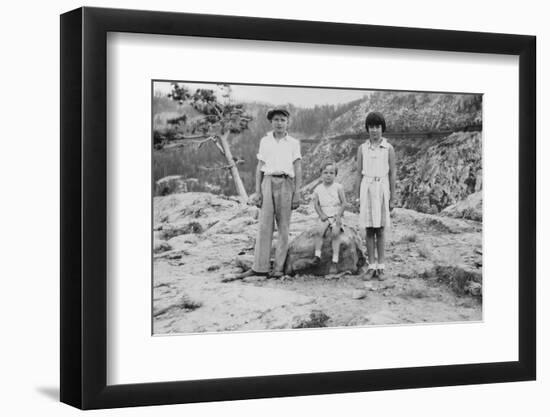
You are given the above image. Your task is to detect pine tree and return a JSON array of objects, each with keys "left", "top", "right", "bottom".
[{"left": 163, "top": 83, "right": 253, "bottom": 201}]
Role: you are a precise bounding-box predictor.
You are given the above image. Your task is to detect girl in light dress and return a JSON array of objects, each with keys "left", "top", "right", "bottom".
[
  {"left": 356, "top": 112, "right": 396, "bottom": 280},
  {"left": 312, "top": 161, "right": 347, "bottom": 274}
]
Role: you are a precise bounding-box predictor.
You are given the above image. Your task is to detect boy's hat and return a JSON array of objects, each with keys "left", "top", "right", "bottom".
[{"left": 266, "top": 107, "right": 290, "bottom": 120}]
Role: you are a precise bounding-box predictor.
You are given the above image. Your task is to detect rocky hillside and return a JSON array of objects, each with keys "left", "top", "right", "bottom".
[
  {"left": 326, "top": 91, "right": 482, "bottom": 136},
  {"left": 398, "top": 131, "right": 482, "bottom": 214},
  {"left": 302, "top": 131, "right": 482, "bottom": 219},
  {"left": 154, "top": 87, "right": 483, "bottom": 221},
  {"left": 153, "top": 91, "right": 481, "bottom": 197}
]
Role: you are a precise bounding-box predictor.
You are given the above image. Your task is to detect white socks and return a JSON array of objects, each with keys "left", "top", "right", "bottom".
[
  {"left": 315, "top": 249, "right": 339, "bottom": 264},
  {"left": 314, "top": 250, "right": 338, "bottom": 263}
]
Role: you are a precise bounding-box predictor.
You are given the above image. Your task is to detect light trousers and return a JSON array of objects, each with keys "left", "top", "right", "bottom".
[{"left": 253, "top": 176, "right": 294, "bottom": 273}]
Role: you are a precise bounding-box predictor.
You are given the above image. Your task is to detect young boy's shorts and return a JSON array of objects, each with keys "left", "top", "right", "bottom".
[{"left": 319, "top": 216, "right": 344, "bottom": 237}]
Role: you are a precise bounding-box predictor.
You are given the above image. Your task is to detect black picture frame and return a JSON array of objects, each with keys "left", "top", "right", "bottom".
[{"left": 60, "top": 6, "right": 536, "bottom": 410}]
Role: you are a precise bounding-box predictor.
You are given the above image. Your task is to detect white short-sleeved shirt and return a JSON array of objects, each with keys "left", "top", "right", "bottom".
[{"left": 256, "top": 131, "right": 302, "bottom": 178}]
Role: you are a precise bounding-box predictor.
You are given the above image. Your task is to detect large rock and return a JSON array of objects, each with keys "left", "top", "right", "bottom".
[
  {"left": 421, "top": 265, "right": 482, "bottom": 298},
  {"left": 440, "top": 191, "right": 482, "bottom": 221},
  {"left": 291, "top": 310, "right": 330, "bottom": 328},
  {"left": 154, "top": 192, "right": 240, "bottom": 225},
  {"left": 157, "top": 221, "right": 204, "bottom": 240},
  {"left": 284, "top": 226, "right": 366, "bottom": 275},
  {"left": 155, "top": 175, "right": 197, "bottom": 196},
  {"left": 392, "top": 208, "right": 481, "bottom": 234},
  {"left": 398, "top": 132, "right": 482, "bottom": 213},
  {"left": 153, "top": 239, "right": 172, "bottom": 254},
  {"left": 235, "top": 254, "right": 254, "bottom": 271},
  {"left": 155, "top": 176, "right": 222, "bottom": 196}
]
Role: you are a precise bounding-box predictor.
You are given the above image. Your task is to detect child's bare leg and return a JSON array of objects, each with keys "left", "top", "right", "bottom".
[
  {"left": 365, "top": 228, "right": 376, "bottom": 266},
  {"left": 331, "top": 233, "right": 343, "bottom": 263},
  {"left": 363, "top": 228, "right": 377, "bottom": 279},
  {"left": 374, "top": 227, "right": 386, "bottom": 279},
  {"left": 314, "top": 233, "right": 323, "bottom": 258},
  {"left": 313, "top": 223, "right": 328, "bottom": 260},
  {"left": 375, "top": 227, "right": 385, "bottom": 265}
]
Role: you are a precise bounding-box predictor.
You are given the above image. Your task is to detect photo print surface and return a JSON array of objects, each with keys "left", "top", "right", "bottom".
[{"left": 152, "top": 80, "right": 482, "bottom": 335}]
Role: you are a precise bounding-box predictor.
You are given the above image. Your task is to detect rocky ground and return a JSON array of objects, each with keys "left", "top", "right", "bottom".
[{"left": 153, "top": 192, "right": 482, "bottom": 334}]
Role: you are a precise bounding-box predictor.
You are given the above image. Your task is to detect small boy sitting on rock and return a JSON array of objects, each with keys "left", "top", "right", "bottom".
[{"left": 312, "top": 161, "right": 347, "bottom": 273}]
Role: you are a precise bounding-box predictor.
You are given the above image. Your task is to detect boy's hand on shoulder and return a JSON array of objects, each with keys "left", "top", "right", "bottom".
[{"left": 320, "top": 214, "right": 329, "bottom": 222}]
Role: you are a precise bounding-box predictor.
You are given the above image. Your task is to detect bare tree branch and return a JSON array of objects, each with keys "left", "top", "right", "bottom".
[
  {"left": 198, "top": 164, "right": 233, "bottom": 171},
  {"left": 166, "top": 133, "right": 211, "bottom": 141},
  {"left": 162, "top": 135, "right": 226, "bottom": 157}
]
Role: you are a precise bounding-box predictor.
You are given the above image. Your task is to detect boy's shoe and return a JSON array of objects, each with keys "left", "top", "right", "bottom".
[
  {"left": 268, "top": 270, "right": 284, "bottom": 279},
  {"left": 376, "top": 269, "right": 386, "bottom": 281},
  {"left": 363, "top": 268, "right": 377, "bottom": 281},
  {"left": 329, "top": 262, "right": 338, "bottom": 274},
  {"left": 311, "top": 255, "right": 321, "bottom": 265},
  {"left": 238, "top": 269, "right": 268, "bottom": 279}
]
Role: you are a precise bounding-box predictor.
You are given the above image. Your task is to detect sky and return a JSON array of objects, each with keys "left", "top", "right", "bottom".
[{"left": 153, "top": 81, "right": 369, "bottom": 108}]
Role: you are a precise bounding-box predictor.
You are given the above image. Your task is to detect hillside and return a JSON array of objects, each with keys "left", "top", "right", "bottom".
[
  {"left": 302, "top": 131, "right": 482, "bottom": 218},
  {"left": 326, "top": 91, "right": 482, "bottom": 135},
  {"left": 153, "top": 89, "right": 482, "bottom": 217}
]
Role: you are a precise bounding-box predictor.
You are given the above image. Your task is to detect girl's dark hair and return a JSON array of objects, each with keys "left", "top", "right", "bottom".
[
  {"left": 365, "top": 112, "right": 386, "bottom": 132},
  {"left": 320, "top": 160, "right": 338, "bottom": 175}
]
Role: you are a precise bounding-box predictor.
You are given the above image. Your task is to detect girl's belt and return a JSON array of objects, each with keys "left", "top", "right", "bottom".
[{"left": 363, "top": 176, "right": 384, "bottom": 182}]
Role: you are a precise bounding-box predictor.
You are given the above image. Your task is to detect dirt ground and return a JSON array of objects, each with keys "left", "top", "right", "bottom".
[{"left": 153, "top": 193, "right": 482, "bottom": 334}]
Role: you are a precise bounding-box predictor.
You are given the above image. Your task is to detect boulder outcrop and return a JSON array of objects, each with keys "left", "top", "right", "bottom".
[{"left": 284, "top": 226, "right": 366, "bottom": 275}]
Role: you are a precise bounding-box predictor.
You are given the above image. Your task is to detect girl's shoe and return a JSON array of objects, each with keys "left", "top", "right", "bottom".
[
  {"left": 376, "top": 269, "right": 386, "bottom": 281},
  {"left": 363, "top": 268, "right": 377, "bottom": 281}
]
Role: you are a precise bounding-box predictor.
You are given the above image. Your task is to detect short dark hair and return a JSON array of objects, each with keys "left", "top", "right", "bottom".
[
  {"left": 365, "top": 112, "right": 386, "bottom": 132},
  {"left": 320, "top": 160, "right": 338, "bottom": 175}
]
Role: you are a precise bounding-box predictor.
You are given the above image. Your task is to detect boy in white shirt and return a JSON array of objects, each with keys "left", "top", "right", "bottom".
[{"left": 245, "top": 108, "right": 302, "bottom": 278}]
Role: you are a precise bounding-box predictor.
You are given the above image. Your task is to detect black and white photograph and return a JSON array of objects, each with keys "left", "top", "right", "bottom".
[
  {"left": 2, "top": 0, "right": 546, "bottom": 412},
  {"left": 152, "top": 81, "right": 483, "bottom": 334}
]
